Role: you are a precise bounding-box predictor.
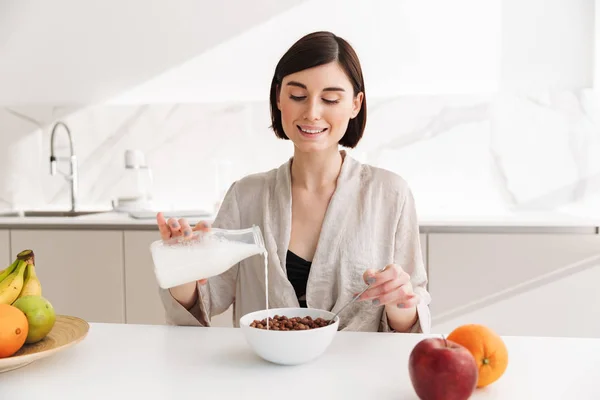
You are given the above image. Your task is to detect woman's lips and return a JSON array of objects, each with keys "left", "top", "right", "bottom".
[{"left": 297, "top": 125, "right": 328, "bottom": 138}]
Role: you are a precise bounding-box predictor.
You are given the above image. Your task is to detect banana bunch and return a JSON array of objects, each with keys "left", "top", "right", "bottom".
[{"left": 0, "top": 249, "right": 42, "bottom": 305}]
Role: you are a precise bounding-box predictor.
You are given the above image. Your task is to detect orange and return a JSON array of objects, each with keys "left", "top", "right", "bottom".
[
  {"left": 0, "top": 304, "right": 29, "bottom": 358},
  {"left": 447, "top": 324, "right": 508, "bottom": 388}
]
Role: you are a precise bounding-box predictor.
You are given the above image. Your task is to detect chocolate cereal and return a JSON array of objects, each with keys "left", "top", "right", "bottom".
[{"left": 250, "top": 315, "right": 332, "bottom": 330}]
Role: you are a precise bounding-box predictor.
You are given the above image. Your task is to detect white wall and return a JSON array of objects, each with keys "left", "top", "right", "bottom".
[
  {"left": 111, "top": 0, "right": 596, "bottom": 102},
  {"left": 596, "top": 0, "right": 600, "bottom": 89},
  {"left": 109, "top": 0, "right": 503, "bottom": 103},
  {"left": 500, "top": 0, "right": 595, "bottom": 92},
  {"left": 0, "top": 0, "right": 306, "bottom": 105},
  {"left": 1, "top": 0, "right": 593, "bottom": 104},
  {"left": 0, "top": 1, "right": 598, "bottom": 217},
  {"left": 2, "top": 88, "right": 599, "bottom": 216}
]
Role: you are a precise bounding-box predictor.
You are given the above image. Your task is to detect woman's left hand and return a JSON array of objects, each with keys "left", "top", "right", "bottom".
[{"left": 357, "top": 264, "right": 419, "bottom": 308}]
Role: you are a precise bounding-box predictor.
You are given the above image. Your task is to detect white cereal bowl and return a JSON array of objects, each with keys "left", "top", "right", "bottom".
[{"left": 239, "top": 307, "right": 340, "bottom": 366}]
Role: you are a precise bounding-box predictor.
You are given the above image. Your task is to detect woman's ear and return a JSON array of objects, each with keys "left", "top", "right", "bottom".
[{"left": 351, "top": 92, "right": 364, "bottom": 118}]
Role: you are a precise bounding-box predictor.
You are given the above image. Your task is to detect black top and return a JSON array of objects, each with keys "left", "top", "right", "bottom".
[{"left": 286, "top": 250, "right": 312, "bottom": 308}]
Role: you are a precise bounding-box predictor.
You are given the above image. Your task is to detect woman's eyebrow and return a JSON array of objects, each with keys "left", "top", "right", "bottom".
[{"left": 286, "top": 81, "right": 345, "bottom": 92}]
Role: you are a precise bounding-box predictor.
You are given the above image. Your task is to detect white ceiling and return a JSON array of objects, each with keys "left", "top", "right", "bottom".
[{"left": 0, "top": 0, "right": 306, "bottom": 105}]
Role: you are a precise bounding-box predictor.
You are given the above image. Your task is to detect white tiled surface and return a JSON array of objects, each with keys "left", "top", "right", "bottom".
[{"left": 0, "top": 89, "right": 599, "bottom": 222}]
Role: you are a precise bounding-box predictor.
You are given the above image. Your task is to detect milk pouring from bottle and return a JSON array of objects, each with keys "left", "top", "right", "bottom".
[
  {"left": 150, "top": 225, "right": 267, "bottom": 289},
  {"left": 151, "top": 225, "right": 270, "bottom": 328}
]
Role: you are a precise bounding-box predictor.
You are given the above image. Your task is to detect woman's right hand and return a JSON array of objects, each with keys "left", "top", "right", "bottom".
[
  {"left": 156, "top": 212, "right": 211, "bottom": 289},
  {"left": 156, "top": 211, "right": 211, "bottom": 241}
]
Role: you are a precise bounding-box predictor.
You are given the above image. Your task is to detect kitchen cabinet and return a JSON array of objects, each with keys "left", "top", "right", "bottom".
[
  {"left": 428, "top": 233, "right": 600, "bottom": 338},
  {"left": 10, "top": 230, "right": 125, "bottom": 324},
  {"left": 431, "top": 260, "right": 600, "bottom": 338},
  {"left": 5, "top": 223, "right": 598, "bottom": 336},
  {"left": 123, "top": 231, "right": 166, "bottom": 325},
  {"left": 123, "top": 231, "right": 235, "bottom": 327},
  {"left": 0, "top": 230, "right": 9, "bottom": 266}
]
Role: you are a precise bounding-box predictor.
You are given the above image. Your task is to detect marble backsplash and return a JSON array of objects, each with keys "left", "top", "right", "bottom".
[{"left": 0, "top": 89, "right": 599, "bottom": 219}]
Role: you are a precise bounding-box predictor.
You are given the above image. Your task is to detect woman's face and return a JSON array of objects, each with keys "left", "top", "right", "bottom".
[{"left": 277, "top": 62, "right": 363, "bottom": 154}]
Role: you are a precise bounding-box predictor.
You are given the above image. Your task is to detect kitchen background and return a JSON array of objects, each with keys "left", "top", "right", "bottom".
[
  {"left": 0, "top": 0, "right": 599, "bottom": 336},
  {"left": 1, "top": 0, "right": 598, "bottom": 220}
]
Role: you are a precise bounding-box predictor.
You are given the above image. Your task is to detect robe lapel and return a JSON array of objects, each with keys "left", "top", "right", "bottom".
[
  {"left": 261, "top": 151, "right": 362, "bottom": 311},
  {"left": 272, "top": 159, "right": 293, "bottom": 275},
  {"left": 305, "top": 151, "right": 361, "bottom": 311},
  {"left": 260, "top": 157, "right": 299, "bottom": 307}
]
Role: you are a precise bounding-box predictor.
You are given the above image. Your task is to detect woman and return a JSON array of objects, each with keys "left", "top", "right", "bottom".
[{"left": 156, "top": 31, "right": 431, "bottom": 333}]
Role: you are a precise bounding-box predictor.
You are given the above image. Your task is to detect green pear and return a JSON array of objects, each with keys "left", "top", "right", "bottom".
[{"left": 12, "top": 295, "right": 56, "bottom": 344}]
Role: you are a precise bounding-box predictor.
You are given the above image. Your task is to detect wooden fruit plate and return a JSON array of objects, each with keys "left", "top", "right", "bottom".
[{"left": 0, "top": 315, "right": 89, "bottom": 373}]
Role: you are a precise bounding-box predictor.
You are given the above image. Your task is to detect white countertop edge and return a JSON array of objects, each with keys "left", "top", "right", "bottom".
[{"left": 0, "top": 210, "right": 598, "bottom": 230}]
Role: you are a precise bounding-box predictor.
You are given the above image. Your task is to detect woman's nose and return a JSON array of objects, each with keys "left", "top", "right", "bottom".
[{"left": 304, "top": 98, "right": 322, "bottom": 121}]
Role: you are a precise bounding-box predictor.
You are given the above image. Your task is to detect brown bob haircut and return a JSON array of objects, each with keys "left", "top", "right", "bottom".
[{"left": 269, "top": 31, "right": 367, "bottom": 148}]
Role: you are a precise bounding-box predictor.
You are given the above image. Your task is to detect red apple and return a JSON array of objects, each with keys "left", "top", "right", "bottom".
[{"left": 408, "top": 337, "right": 478, "bottom": 400}]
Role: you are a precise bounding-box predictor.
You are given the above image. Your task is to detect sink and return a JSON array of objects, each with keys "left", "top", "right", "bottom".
[{"left": 0, "top": 210, "right": 112, "bottom": 218}]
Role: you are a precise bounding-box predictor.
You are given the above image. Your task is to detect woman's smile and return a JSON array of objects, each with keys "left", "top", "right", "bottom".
[{"left": 297, "top": 124, "right": 329, "bottom": 139}]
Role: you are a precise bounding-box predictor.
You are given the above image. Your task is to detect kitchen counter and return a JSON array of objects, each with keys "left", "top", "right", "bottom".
[
  {"left": 1, "top": 323, "right": 599, "bottom": 399},
  {"left": 0, "top": 209, "right": 597, "bottom": 233}
]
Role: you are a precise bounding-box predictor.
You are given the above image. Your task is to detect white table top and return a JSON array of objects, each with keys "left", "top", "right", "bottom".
[{"left": 1, "top": 323, "right": 600, "bottom": 399}]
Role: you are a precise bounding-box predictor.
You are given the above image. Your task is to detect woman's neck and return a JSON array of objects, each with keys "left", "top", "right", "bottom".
[{"left": 290, "top": 146, "right": 344, "bottom": 192}]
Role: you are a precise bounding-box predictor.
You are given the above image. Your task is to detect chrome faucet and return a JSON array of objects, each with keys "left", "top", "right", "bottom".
[{"left": 49, "top": 121, "right": 78, "bottom": 212}]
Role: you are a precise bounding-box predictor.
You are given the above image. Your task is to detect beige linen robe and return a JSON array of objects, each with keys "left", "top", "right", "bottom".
[{"left": 159, "top": 151, "right": 431, "bottom": 333}]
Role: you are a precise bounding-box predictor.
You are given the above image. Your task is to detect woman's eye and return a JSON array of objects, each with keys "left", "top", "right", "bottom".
[
  {"left": 323, "top": 99, "right": 339, "bottom": 104},
  {"left": 289, "top": 95, "right": 306, "bottom": 101}
]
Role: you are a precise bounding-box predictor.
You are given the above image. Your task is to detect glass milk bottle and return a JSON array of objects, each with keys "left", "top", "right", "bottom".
[{"left": 150, "top": 225, "right": 266, "bottom": 289}]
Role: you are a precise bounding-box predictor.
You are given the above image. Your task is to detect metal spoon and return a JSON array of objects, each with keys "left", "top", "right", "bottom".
[
  {"left": 327, "top": 266, "right": 388, "bottom": 325},
  {"left": 328, "top": 284, "right": 372, "bottom": 325}
]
